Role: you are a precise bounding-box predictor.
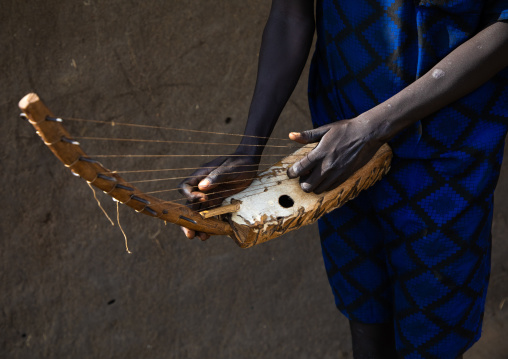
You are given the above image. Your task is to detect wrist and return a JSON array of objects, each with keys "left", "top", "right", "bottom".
[
  {"left": 352, "top": 113, "right": 389, "bottom": 146},
  {"left": 235, "top": 119, "right": 270, "bottom": 157},
  {"left": 234, "top": 138, "right": 265, "bottom": 159},
  {"left": 234, "top": 145, "right": 264, "bottom": 158},
  {"left": 360, "top": 101, "right": 411, "bottom": 144}
]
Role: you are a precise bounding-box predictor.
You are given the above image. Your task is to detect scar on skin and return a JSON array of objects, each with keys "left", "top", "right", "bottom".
[{"left": 432, "top": 68, "right": 445, "bottom": 79}]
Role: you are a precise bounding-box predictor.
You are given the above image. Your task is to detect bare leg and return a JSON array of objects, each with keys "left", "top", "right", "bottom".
[
  {"left": 349, "top": 321, "right": 466, "bottom": 358},
  {"left": 349, "top": 321, "right": 397, "bottom": 359}
]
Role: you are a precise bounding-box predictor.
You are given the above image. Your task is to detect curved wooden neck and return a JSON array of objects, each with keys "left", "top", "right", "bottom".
[{"left": 19, "top": 93, "right": 233, "bottom": 237}]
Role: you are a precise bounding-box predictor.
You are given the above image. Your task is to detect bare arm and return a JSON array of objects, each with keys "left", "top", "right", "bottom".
[
  {"left": 179, "top": 0, "right": 315, "bottom": 239},
  {"left": 289, "top": 20, "right": 508, "bottom": 194},
  {"left": 235, "top": 0, "right": 315, "bottom": 155}
]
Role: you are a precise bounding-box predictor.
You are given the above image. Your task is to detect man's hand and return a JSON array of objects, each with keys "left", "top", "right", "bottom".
[
  {"left": 287, "top": 118, "right": 383, "bottom": 194},
  {"left": 178, "top": 155, "right": 259, "bottom": 241}
]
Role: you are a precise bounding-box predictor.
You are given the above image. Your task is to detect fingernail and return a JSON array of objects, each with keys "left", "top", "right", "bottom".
[
  {"left": 301, "top": 183, "right": 312, "bottom": 193},
  {"left": 200, "top": 179, "right": 210, "bottom": 188},
  {"left": 289, "top": 132, "right": 300, "bottom": 137}
]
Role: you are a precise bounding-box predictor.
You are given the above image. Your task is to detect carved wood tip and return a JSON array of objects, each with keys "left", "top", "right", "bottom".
[{"left": 18, "top": 93, "right": 40, "bottom": 111}]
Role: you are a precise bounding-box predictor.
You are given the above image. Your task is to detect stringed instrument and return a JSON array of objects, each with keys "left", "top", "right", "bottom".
[{"left": 19, "top": 93, "right": 392, "bottom": 248}]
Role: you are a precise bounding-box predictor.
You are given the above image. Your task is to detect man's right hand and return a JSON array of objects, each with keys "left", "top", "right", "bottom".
[
  {"left": 178, "top": 155, "right": 259, "bottom": 241},
  {"left": 177, "top": 0, "right": 315, "bottom": 241}
]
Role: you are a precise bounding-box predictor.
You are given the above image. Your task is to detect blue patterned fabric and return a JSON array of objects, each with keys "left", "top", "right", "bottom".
[{"left": 309, "top": 0, "right": 508, "bottom": 357}]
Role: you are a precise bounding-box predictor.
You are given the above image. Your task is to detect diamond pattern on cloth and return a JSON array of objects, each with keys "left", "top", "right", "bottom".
[
  {"left": 405, "top": 271, "right": 452, "bottom": 308},
  {"left": 399, "top": 313, "right": 441, "bottom": 348},
  {"left": 410, "top": 231, "right": 461, "bottom": 267},
  {"left": 310, "top": 0, "right": 508, "bottom": 357},
  {"left": 418, "top": 184, "right": 468, "bottom": 227}
]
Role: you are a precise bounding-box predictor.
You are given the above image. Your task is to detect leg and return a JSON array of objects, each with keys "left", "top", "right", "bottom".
[{"left": 349, "top": 321, "right": 397, "bottom": 359}]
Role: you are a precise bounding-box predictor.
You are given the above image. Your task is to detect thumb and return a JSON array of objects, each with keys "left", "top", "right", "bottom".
[
  {"left": 198, "top": 165, "right": 232, "bottom": 191},
  {"left": 289, "top": 126, "right": 330, "bottom": 144}
]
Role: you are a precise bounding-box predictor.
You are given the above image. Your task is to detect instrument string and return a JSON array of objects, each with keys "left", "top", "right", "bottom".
[
  {"left": 126, "top": 176, "right": 298, "bottom": 215},
  {"left": 196, "top": 176, "right": 301, "bottom": 213},
  {"left": 103, "top": 164, "right": 262, "bottom": 175},
  {"left": 62, "top": 117, "right": 294, "bottom": 142},
  {"left": 154, "top": 175, "right": 300, "bottom": 214},
  {"left": 151, "top": 173, "right": 295, "bottom": 211},
  {"left": 122, "top": 176, "right": 292, "bottom": 218},
  {"left": 60, "top": 114, "right": 311, "bottom": 219},
  {"left": 128, "top": 168, "right": 270, "bottom": 184},
  {"left": 135, "top": 159, "right": 304, "bottom": 195},
  {"left": 74, "top": 136, "right": 297, "bottom": 149},
  {"left": 89, "top": 153, "right": 298, "bottom": 158},
  {"left": 89, "top": 172, "right": 286, "bottom": 215},
  {"left": 143, "top": 174, "right": 282, "bottom": 196},
  {"left": 106, "top": 152, "right": 306, "bottom": 204},
  {"left": 63, "top": 116, "right": 303, "bottom": 181}
]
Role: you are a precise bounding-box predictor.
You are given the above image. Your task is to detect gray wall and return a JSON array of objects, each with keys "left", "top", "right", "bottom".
[{"left": 1, "top": 1, "right": 507, "bottom": 358}]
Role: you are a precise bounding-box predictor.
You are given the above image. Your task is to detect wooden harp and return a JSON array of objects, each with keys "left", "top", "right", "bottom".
[{"left": 19, "top": 93, "right": 392, "bottom": 248}]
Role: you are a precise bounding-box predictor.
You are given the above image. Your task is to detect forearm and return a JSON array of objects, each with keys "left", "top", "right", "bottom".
[
  {"left": 367, "top": 21, "right": 508, "bottom": 143},
  {"left": 237, "top": 0, "right": 315, "bottom": 155}
]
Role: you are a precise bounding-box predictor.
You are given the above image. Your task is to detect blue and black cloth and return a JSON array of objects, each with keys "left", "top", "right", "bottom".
[{"left": 308, "top": 0, "right": 508, "bottom": 357}]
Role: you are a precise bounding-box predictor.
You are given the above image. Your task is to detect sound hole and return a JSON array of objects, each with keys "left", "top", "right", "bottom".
[{"left": 279, "top": 195, "right": 294, "bottom": 208}]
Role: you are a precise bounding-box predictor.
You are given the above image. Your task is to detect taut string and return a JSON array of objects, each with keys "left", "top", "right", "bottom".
[
  {"left": 74, "top": 136, "right": 297, "bottom": 149},
  {"left": 159, "top": 175, "right": 298, "bottom": 214},
  {"left": 147, "top": 172, "right": 295, "bottom": 211},
  {"left": 103, "top": 164, "right": 262, "bottom": 175},
  {"left": 89, "top": 173, "right": 295, "bottom": 217},
  {"left": 60, "top": 115, "right": 303, "bottom": 179},
  {"left": 89, "top": 153, "right": 293, "bottom": 158},
  {"left": 62, "top": 117, "right": 294, "bottom": 141},
  {"left": 58, "top": 113, "right": 307, "bottom": 216},
  {"left": 128, "top": 167, "right": 274, "bottom": 184},
  {"left": 144, "top": 173, "right": 287, "bottom": 197}
]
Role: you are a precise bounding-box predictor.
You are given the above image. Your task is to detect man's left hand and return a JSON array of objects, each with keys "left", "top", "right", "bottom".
[{"left": 287, "top": 118, "right": 383, "bottom": 194}]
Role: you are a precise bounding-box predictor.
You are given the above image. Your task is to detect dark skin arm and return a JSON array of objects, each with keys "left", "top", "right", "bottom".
[
  {"left": 288, "top": 20, "right": 508, "bottom": 194},
  {"left": 181, "top": 3, "right": 508, "bottom": 239},
  {"left": 179, "top": 0, "right": 315, "bottom": 240}
]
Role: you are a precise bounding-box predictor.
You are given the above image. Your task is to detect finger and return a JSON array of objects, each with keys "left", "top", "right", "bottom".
[
  {"left": 185, "top": 196, "right": 209, "bottom": 211},
  {"left": 198, "top": 232, "right": 211, "bottom": 241},
  {"left": 181, "top": 226, "right": 196, "bottom": 239},
  {"left": 198, "top": 178, "right": 214, "bottom": 191},
  {"left": 179, "top": 157, "right": 228, "bottom": 197},
  {"left": 289, "top": 125, "right": 331, "bottom": 144},
  {"left": 287, "top": 152, "right": 318, "bottom": 179},
  {"left": 299, "top": 165, "right": 326, "bottom": 193},
  {"left": 190, "top": 191, "right": 208, "bottom": 202},
  {"left": 179, "top": 181, "right": 208, "bottom": 202},
  {"left": 314, "top": 166, "right": 356, "bottom": 194},
  {"left": 178, "top": 171, "right": 209, "bottom": 199},
  {"left": 199, "top": 164, "right": 239, "bottom": 191}
]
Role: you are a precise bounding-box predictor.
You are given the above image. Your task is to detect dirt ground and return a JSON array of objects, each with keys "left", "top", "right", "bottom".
[{"left": 1, "top": 1, "right": 507, "bottom": 358}]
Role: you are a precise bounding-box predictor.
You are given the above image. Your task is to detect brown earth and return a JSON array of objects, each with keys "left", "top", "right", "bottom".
[{"left": 1, "top": 1, "right": 506, "bottom": 358}]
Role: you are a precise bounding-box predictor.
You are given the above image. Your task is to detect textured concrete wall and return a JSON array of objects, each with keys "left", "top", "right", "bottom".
[{"left": 1, "top": 1, "right": 507, "bottom": 358}]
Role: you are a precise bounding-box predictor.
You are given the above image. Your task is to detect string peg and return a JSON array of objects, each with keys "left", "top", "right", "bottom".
[
  {"left": 45, "top": 116, "right": 63, "bottom": 122},
  {"left": 61, "top": 136, "right": 80, "bottom": 145},
  {"left": 130, "top": 195, "right": 150, "bottom": 205},
  {"left": 115, "top": 184, "right": 134, "bottom": 191},
  {"left": 97, "top": 173, "right": 117, "bottom": 182}
]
